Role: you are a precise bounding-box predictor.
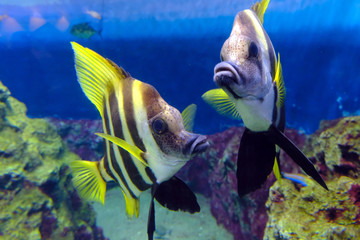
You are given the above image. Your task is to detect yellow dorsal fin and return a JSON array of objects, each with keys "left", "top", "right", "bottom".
[
  {"left": 96, "top": 133, "right": 149, "bottom": 167},
  {"left": 251, "top": 0, "right": 270, "bottom": 24},
  {"left": 274, "top": 53, "right": 286, "bottom": 108},
  {"left": 70, "top": 160, "right": 107, "bottom": 205},
  {"left": 202, "top": 88, "right": 241, "bottom": 120},
  {"left": 273, "top": 157, "right": 282, "bottom": 183},
  {"left": 71, "top": 42, "right": 127, "bottom": 117},
  {"left": 181, "top": 104, "right": 197, "bottom": 132},
  {"left": 121, "top": 189, "right": 140, "bottom": 218}
]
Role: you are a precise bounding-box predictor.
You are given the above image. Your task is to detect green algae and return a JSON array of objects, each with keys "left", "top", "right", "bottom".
[{"left": 0, "top": 81, "right": 100, "bottom": 239}]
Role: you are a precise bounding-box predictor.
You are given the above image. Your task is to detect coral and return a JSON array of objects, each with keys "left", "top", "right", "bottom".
[
  {"left": 303, "top": 116, "right": 360, "bottom": 178},
  {"left": 46, "top": 118, "right": 103, "bottom": 162},
  {"left": 264, "top": 177, "right": 360, "bottom": 240},
  {"left": 264, "top": 116, "right": 360, "bottom": 240},
  {"left": 0, "top": 81, "right": 107, "bottom": 240}
]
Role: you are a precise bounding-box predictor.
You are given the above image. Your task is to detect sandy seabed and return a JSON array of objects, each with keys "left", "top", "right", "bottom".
[{"left": 93, "top": 188, "right": 233, "bottom": 240}]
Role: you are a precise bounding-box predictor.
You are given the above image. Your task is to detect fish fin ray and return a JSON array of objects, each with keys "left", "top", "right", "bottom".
[
  {"left": 251, "top": 0, "right": 270, "bottom": 24},
  {"left": 96, "top": 133, "right": 148, "bottom": 166},
  {"left": 154, "top": 177, "right": 200, "bottom": 213},
  {"left": 273, "top": 156, "right": 282, "bottom": 183},
  {"left": 266, "top": 125, "right": 328, "bottom": 190},
  {"left": 70, "top": 160, "right": 106, "bottom": 205},
  {"left": 120, "top": 189, "right": 140, "bottom": 218},
  {"left": 106, "top": 59, "right": 131, "bottom": 79},
  {"left": 181, "top": 104, "right": 197, "bottom": 132},
  {"left": 202, "top": 89, "right": 241, "bottom": 120},
  {"left": 71, "top": 42, "right": 126, "bottom": 117},
  {"left": 274, "top": 53, "right": 286, "bottom": 108},
  {"left": 237, "top": 129, "right": 275, "bottom": 196}
]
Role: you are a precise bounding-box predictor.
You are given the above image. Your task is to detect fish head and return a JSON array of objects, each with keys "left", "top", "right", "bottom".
[
  {"left": 144, "top": 87, "right": 209, "bottom": 159},
  {"left": 214, "top": 9, "right": 274, "bottom": 100},
  {"left": 142, "top": 84, "right": 209, "bottom": 181}
]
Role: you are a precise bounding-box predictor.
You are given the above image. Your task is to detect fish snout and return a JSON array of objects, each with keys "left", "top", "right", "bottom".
[
  {"left": 183, "top": 134, "right": 209, "bottom": 156},
  {"left": 214, "top": 61, "right": 242, "bottom": 87}
]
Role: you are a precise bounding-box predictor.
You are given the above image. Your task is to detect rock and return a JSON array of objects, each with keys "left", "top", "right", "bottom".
[
  {"left": 264, "top": 176, "right": 360, "bottom": 240},
  {"left": 0, "top": 81, "right": 107, "bottom": 240},
  {"left": 46, "top": 118, "right": 103, "bottom": 162},
  {"left": 303, "top": 116, "right": 360, "bottom": 178},
  {"left": 264, "top": 116, "right": 360, "bottom": 240}
]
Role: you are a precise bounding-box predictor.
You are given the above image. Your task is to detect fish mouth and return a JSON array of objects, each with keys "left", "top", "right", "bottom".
[
  {"left": 184, "top": 134, "right": 209, "bottom": 156},
  {"left": 213, "top": 61, "right": 243, "bottom": 99}
]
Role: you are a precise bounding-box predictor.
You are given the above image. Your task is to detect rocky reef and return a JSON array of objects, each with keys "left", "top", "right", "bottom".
[
  {"left": 264, "top": 117, "right": 360, "bottom": 240},
  {"left": 47, "top": 106, "right": 360, "bottom": 240},
  {"left": 0, "top": 81, "right": 107, "bottom": 240}
]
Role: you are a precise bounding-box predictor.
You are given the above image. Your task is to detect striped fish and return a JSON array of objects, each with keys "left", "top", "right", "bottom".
[
  {"left": 202, "top": 0, "right": 327, "bottom": 196},
  {"left": 69, "top": 42, "right": 209, "bottom": 240}
]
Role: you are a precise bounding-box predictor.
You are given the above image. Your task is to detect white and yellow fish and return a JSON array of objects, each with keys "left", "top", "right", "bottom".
[
  {"left": 203, "top": 0, "right": 327, "bottom": 196},
  {"left": 70, "top": 42, "right": 209, "bottom": 240}
]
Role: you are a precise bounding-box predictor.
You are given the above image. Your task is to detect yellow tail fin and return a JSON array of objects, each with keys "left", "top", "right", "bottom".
[{"left": 70, "top": 160, "right": 107, "bottom": 205}]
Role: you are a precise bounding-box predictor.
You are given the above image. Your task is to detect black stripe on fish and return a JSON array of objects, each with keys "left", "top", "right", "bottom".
[
  {"left": 109, "top": 144, "right": 137, "bottom": 199},
  {"left": 102, "top": 100, "right": 118, "bottom": 182},
  {"left": 146, "top": 167, "right": 157, "bottom": 183},
  {"left": 104, "top": 92, "right": 137, "bottom": 199},
  {"left": 123, "top": 79, "right": 147, "bottom": 154},
  {"left": 109, "top": 88, "right": 151, "bottom": 192}
]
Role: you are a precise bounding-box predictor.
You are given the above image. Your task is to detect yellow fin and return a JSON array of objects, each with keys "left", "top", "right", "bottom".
[
  {"left": 181, "top": 104, "right": 197, "bottom": 132},
  {"left": 71, "top": 42, "right": 127, "bottom": 117},
  {"left": 274, "top": 53, "right": 286, "bottom": 108},
  {"left": 202, "top": 89, "right": 241, "bottom": 120},
  {"left": 70, "top": 160, "right": 107, "bottom": 205},
  {"left": 96, "top": 133, "right": 148, "bottom": 167},
  {"left": 120, "top": 189, "right": 140, "bottom": 218},
  {"left": 273, "top": 157, "right": 282, "bottom": 183},
  {"left": 251, "top": 0, "right": 270, "bottom": 24}
]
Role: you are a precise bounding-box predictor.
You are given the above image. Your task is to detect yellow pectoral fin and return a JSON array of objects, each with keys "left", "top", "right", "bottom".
[
  {"left": 251, "top": 0, "right": 270, "bottom": 25},
  {"left": 273, "top": 157, "right": 282, "bottom": 183},
  {"left": 70, "top": 160, "right": 107, "bottom": 205},
  {"left": 181, "top": 104, "right": 197, "bottom": 132},
  {"left": 202, "top": 88, "right": 241, "bottom": 120},
  {"left": 96, "top": 133, "right": 148, "bottom": 166}
]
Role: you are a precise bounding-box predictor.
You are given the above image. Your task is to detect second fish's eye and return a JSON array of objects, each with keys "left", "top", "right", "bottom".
[
  {"left": 152, "top": 118, "right": 168, "bottom": 134},
  {"left": 248, "top": 42, "right": 259, "bottom": 58}
]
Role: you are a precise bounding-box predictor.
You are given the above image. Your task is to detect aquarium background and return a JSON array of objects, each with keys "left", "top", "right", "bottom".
[{"left": 0, "top": 0, "right": 359, "bottom": 134}]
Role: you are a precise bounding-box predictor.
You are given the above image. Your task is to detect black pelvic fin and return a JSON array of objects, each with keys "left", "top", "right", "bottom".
[
  {"left": 154, "top": 177, "right": 200, "bottom": 213},
  {"left": 237, "top": 128, "right": 276, "bottom": 196},
  {"left": 147, "top": 184, "right": 158, "bottom": 240},
  {"left": 266, "top": 124, "right": 328, "bottom": 191}
]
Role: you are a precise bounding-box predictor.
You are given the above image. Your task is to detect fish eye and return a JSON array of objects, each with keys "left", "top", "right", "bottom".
[
  {"left": 248, "top": 42, "right": 259, "bottom": 58},
  {"left": 152, "top": 118, "right": 168, "bottom": 134}
]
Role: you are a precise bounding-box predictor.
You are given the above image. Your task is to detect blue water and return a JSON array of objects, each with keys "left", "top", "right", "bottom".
[{"left": 0, "top": 0, "right": 359, "bottom": 134}]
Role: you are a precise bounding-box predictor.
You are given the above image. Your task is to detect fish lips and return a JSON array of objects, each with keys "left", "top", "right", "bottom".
[
  {"left": 213, "top": 61, "right": 244, "bottom": 99},
  {"left": 183, "top": 134, "right": 209, "bottom": 156}
]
